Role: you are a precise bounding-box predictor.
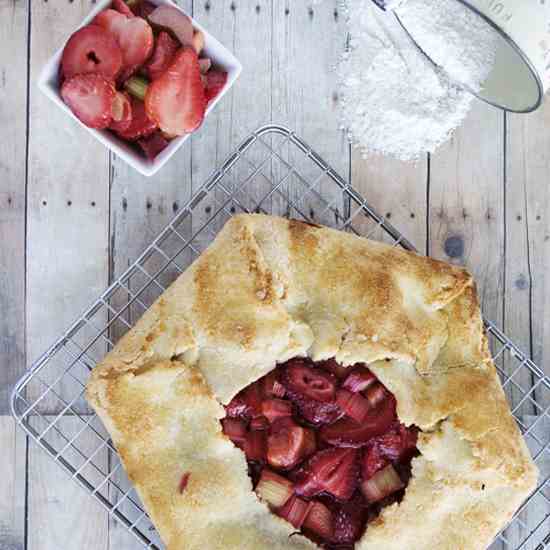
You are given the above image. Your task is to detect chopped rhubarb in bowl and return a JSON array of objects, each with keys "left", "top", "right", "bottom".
[
  {"left": 221, "top": 357, "right": 419, "bottom": 549},
  {"left": 39, "top": 0, "right": 241, "bottom": 177}
]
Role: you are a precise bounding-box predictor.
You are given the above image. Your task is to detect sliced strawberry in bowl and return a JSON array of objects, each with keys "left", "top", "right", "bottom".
[
  {"left": 112, "top": 0, "right": 134, "bottom": 18},
  {"left": 320, "top": 393, "right": 397, "bottom": 448},
  {"left": 133, "top": 0, "right": 157, "bottom": 19},
  {"left": 138, "top": 131, "right": 170, "bottom": 160},
  {"left": 148, "top": 5, "right": 194, "bottom": 47},
  {"left": 282, "top": 361, "right": 336, "bottom": 402},
  {"left": 61, "top": 25, "right": 123, "bottom": 80},
  {"left": 145, "top": 31, "right": 178, "bottom": 81},
  {"left": 94, "top": 9, "right": 154, "bottom": 72},
  {"left": 61, "top": 74, "right": 117, "bottom": 129},
  {"left": 192, "top": 30, "right": 205, "bottom": 55},
  {"left": 145, "top": 47, "right": 206, "bottom": 136},
  {"left": 114, "top": 96, "right": 157, "bottom": 140},
  {"left": 294, "top": 447, "right": 358, "bottom": 501},
  {"left": 204, "top": 70, "right": 228, "bottom": 103},
  {"left": 267, "top": 421, "right": 314, "bottom": 470}
]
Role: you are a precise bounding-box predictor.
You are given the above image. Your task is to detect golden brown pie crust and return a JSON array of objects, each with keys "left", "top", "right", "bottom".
[{"left": 87, "top": 214, "right": 537, "bottom": 550}]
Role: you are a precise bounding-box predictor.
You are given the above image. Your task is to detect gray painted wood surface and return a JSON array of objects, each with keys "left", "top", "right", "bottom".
[{"left": 1, "top": 1, "right": 549, "bottom": 548}]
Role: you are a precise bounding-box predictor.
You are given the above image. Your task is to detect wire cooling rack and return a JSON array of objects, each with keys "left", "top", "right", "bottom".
[{"left": 10, "top": 124, "right": 550, "bottom": 549}]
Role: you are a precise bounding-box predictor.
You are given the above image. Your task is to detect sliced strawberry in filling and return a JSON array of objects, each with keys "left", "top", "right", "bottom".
[
  {"left": 221, "top": 417, "right": 247, "bottom": 447},
  {"left": 336, "top": 389, "right": 370, "bottom": 424},
  {"left": 244, "top": 430, "right": 267, "bottom": 463},
  {"left": 332, "top": 497, "right": 367, "bottom": 544},
  {"left": 145, "top": 31, "right": 178, "bottom": 81},
  {"left": 61, "top": 25, "right": 123, "bottom": 80},
  {"left": 262, "top": 398, "right": 292, "bottom": 424},
  {"left": 317, "top": 357, "right": 350, "bottom": 379},
  {"left": 250, "top": 415, "right": 270, "bottom": 431},
  {"left": 148, "top": 5, "right": 194, "bottom": 47},
  {"left": 283, "top": 361, "right": 336, "bottom": 402},
  {"left": 295, "top": 447, "right": 358, "bottom": 501},
  {"left": 145, "top": 47, "right": 207, "bottom": 136},
  {"left": 61, "top": 74, "right": 117, "bottom": 129},
  {"left": 94, "top": 9, "right": 154, "bottom": 71}
]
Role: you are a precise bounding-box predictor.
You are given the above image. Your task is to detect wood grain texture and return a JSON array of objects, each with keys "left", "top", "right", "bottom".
[
  {"left": 0, "top": 0, "right": 28, "bottom": 414},
  {"left": 0, "top": 416, "right": 26, "bottom": 550},
  {"left": 26, "top": 0, "right": 110, "bottom": 413},
  {"left": 27, "top": 416, "right": 108, "bottom": 550},
  {"left": 429, "top": 101, "right": 505, "bottom": 325},
  {"left": 507, "top": 96, "right": 550, "bottom": 389}
]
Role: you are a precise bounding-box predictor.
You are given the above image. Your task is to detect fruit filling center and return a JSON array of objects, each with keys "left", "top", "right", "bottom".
[{"left": 221, "top": 358, "right": 419, "bottom": 549}]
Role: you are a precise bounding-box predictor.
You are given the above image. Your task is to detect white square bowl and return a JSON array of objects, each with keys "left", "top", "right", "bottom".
[{"left": 39, "top": 0, "right": 242, "bottom": 177}]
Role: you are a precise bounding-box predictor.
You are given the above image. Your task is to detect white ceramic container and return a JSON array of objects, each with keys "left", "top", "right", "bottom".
[{"left": 39, "top": 0, "right": 242, "bottom": 177}]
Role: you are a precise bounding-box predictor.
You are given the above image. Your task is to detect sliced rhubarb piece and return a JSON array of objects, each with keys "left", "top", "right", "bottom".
[
  {"left": 244, "top": 430, "right": 267, "bottom": 463},
  {"left": 124, "top": 75, "right": 149, "bottom": 101},
  {"left": 61, "top": 74, "right": 117, "bottom": 129},
  {"left": 374, "top": 424, "right": 419, "bottom": 462},
  {"left": 262, "top": 371, "right": 285, "bottom": 398},
  {"left": 276, "top": 495, "right": 311, "bottom": 529},
  {"left": 61, "top": 25, "right": 123, "bottom": 80},
  {"left": 303, "top": 501, "right": 333, "bottom": 541},
  {"left": 262, "top": 398, "right": 293, "bottom": 424},
  {"left": 198, "top": 57, "right": 212, "bottom": 74},
  {"left": 365, "top": 383, "right": 387, "bottom": 408},
  {"left": 138, "top": 131, "right": 169, "bottom": 160},
  {"left": 112, "top": 0, "right": 134, "bottom": 18},
  {"left": 332, "top": 498, "right": 365, "bottom": 544},
  {"left": 267, "top": 421, "right": 310, "bottom": 470},
  {"left": 225, "top": 382, "right": 263, "bottom": 419},
  {"left": 336, "top": 389, "right": 370, "bottom": 424},
  {"left": 361, "top": 464, "right": 404, "bottom": 503},
  {"left": 320, "top": 394, "right": 396, "bottom": 448},
  {"left": 221, "top": 417, "right": 247, "bottom": 447},
  {"left": 145, "top": 31, "right": 178, "bottom": 80},
  {"left": 294, "top": 447, "right": 358, "bottom": 501},
  {"left": 342, "top": 366, "right": 377, "bottom": 393},
  {"left": 302, "top": 428, "right": 317, "bottom": 458},
  {"left": 317, "top": 358, "right": 350, "bottom": 379},
  {"left": 192, "top": 30, "right": 205, "bottom": 55},
  {"left": 94, "top": 9, "right": 154, "bottom": 71},
  {"left": 282, "top": 361, "right": 336, "bottom": 402},
  {"left": 255, "top": 469, "right": 294, "bottom": 508},
  {"left": 204, "top": 70, "right": 228, "bottom": 103},
  {"left": 148, "top": 5, "right": 194, "bottom": 47},
  {"left": 250, "top": 415, "right": 270, "bottom": 431},
  {"left": 145, "top": 47, "right": 206, "bottom": 136},
  {"left": 114, "top": 96, "right": 157, "bottom": 140},
  {"left": 179, "top": 472, "right": 190, "bottom": 494},
  {"left": 362, "top": 443, "right": 389, "bottom": 480}
]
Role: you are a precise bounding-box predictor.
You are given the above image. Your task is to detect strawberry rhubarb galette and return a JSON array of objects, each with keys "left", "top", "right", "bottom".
[
  {"left": 59, "top": 1, "right": 227, "bottom": 160},
  {"left": 87, "top": 214, "right": 537, "bottom": 550}
]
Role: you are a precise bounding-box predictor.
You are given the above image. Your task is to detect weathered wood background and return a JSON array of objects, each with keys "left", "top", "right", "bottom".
[{"left": 1, "top": 1, "right": 549, "bottom": 548}]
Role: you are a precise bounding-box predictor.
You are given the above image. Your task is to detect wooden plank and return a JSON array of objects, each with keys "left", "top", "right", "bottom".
[
  {"left": 0, "top": 416, "right": 26, "bottom": 550},
  {"left": 506, "top": 97, "right": 550, "bottom": 392},
  {"left": 429, "top": 101, "right": 505, "bottom": 324},
  {"left": 26, "top": 0, "right": 110, "bottom": 413},
  {"left": 0, "top": 0, "right": 28, "bottom": 414},
  {"left": 27, "top": 415, "right": 108, "bottom": 550},
  {"left": 271, "top": 0, "right": 349, "bottom": 226},
  {"left": 350, "top": 155, "right": 428, "bottom": 253}
]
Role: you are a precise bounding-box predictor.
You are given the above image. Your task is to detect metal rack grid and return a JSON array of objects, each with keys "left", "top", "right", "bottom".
[{"left": 10, "top": 124, "right": 550, "bottom": 550}]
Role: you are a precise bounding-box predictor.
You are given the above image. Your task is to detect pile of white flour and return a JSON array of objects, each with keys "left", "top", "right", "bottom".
[{"left": 338, "top": 0, "right": 499, "bottom": 161}]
